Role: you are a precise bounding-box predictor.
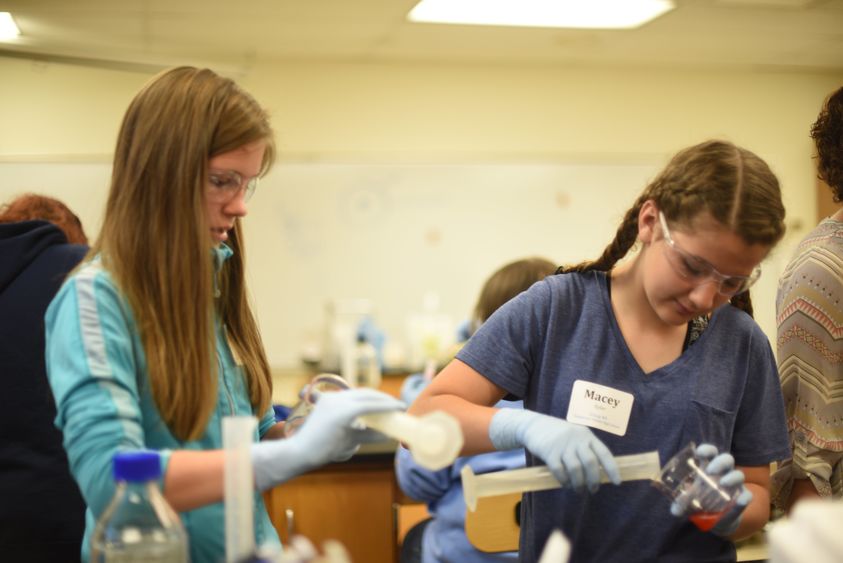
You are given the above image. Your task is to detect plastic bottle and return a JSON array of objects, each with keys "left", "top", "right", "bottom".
[
  {"left": 355, "top": 336, "right": 382, "bottom": 388},
  {"left": 90, "top": 450, "right": 189, "bottom": 562}
]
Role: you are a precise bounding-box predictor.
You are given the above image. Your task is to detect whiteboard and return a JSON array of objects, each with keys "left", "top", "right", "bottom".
[{"left": 0, "top": 160, "right": 661, "bottom": 368}]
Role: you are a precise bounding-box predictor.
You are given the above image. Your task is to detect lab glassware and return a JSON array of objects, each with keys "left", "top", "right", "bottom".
[
  {"left": 282, "top": 373, "right": 351, "bottom": 438},
  {"left": 461, "top": 450, "right": 660, "bottom": 511},
  {"left": 90, "top": 450, "right": 188, "bottom": 562},
  {"left": 652, "top": 442, "right": 742, "bottom": 531},
  {"left": 224, "top": 416, "right": 259, "bottom": 563}
]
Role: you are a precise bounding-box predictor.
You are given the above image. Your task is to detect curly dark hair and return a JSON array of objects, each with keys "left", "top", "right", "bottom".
[{"left": 811, "top": 86, "right": 843, "bottom": 201}]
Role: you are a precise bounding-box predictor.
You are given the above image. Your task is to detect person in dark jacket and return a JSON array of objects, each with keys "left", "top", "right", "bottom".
[{"left": 0, "top": 193, "right": 89, "bottom": 562}]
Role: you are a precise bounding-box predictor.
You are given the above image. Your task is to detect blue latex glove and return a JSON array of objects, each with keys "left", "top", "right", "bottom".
[
  {"left": 489, "top": 408, "right": 620, "bottom": 492},
  {"left": 252, "top": 388, "right": 405, "bottom": 491},
  {"left": 670, "top": 444, "right": 753, "bottom": 537},
  {"left": 399, "top": 373, "right": 429, "bottom": 405}
]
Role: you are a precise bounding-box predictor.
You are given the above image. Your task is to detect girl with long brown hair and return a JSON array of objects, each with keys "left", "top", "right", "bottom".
[
  {"left": 45, "top": 66, "right": 402, "bottom": 562},
  {"left": 410, "top": 140, "right": 791, "bottom": 562}
]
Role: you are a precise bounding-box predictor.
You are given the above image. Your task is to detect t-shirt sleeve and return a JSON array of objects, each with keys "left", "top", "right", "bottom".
[
  {"left": 773, "top": 237, "right": 843, "bottom": 497},
  {"left": 456, "top": 279, "right": 554, "bottom": 399}
]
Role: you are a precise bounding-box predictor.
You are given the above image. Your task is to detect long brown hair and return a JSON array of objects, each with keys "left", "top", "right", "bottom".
[
  {"left": 92, "top": 66, "right": 276, "bottom": 440},
  {"left": 559, "top": 140, "right": 786, "bottom": 318}
]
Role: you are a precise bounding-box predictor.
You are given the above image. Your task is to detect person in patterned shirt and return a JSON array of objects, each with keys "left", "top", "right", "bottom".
[{"left": 772, "top": 85, "right": 843, "bottom": 513}]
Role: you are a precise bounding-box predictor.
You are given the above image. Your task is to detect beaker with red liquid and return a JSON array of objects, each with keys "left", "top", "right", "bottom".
[
  {"left": 653, "top": 442, "right": 740, "bottom": 532},
  {"left": 688, "top": 511, "right": 726, "bottom": 532}
]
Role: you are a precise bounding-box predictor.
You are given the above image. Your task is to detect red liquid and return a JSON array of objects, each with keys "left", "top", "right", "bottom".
[{"left": 688, "top": 511, "right": 725, "bottom": 531}]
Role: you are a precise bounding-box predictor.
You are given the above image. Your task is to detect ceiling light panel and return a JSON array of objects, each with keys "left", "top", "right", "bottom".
[
  {"left": 0, "top": 12, "right": 20, "bottom": 40},
  {"left": 407, "top": 0, "right": 676, "bottom": 29}
]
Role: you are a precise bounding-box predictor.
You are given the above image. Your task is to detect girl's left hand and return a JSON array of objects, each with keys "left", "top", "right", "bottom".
[
  {"left": 703, "top": 448, "right": 753, "bottom": 537},
  {"left": 670, "top": 444, "right": 753, "bottom": 537}
]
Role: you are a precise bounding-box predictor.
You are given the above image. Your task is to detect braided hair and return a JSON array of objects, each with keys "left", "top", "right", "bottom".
[{"left": 558, "top": 140, "right": 786, "bottom": 317}]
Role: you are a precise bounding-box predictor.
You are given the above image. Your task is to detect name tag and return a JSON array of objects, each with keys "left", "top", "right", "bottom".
[{"left": 566, "top": 380, "right": 633, "bottom": 436}]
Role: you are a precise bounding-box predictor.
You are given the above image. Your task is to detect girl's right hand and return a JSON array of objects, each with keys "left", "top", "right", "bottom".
[
  {"left": 295, "top": 388, "right": 406, "bottom": 464},
  {"left": 251, "top": 388, "right": 404, "bottom": 490}
]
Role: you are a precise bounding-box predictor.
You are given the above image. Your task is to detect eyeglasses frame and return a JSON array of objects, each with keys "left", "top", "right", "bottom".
[
  {"left": 657, "top": 210, "right": 760, "bottom": 296},
  {"left": 206, "top": 168, "right": 259, "bottom": 203}
]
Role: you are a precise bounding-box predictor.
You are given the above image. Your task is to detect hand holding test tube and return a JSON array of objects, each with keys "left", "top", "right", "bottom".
[{"left": 461, "top": 450, "right": 660, "bottom": 511}]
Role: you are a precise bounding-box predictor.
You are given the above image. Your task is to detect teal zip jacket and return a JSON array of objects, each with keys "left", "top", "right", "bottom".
[{"left": 45, "top": 244, "right": 280, "bottom": 562}]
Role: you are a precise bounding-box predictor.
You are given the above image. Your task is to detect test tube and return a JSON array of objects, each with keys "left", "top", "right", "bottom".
[
  {"left": 223, "top": 416, "right": 258, "bottom": 563},
  {"left": 461, "top": 450, "right": 661, "bottom": 511},
  {"left": 356, "top": 410, "right": 464, "bottom": 471}
]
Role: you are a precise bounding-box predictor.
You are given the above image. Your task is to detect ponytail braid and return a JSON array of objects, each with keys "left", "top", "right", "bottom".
[{"left": 559, "top": 197, "right": 647, "bottom": 275}]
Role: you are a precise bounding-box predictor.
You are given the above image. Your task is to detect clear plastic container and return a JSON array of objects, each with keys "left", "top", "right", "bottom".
[
  {"left": 90, "top": 450, "right": 189, "bottom": 562},
  {"left": 652, "top": 442, "right": 741, "bottom": 531}
]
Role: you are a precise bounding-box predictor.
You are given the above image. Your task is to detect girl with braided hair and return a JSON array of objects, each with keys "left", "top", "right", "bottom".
[{"left": 410, "top": 140, "right": 791, "bottom": 562}]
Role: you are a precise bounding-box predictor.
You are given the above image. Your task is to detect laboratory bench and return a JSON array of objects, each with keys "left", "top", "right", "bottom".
[
  {"left": 270, "top": 366, "right": 408, "bottom": 406},
  {"left": 265, "top": 368, "right": 426, "bottom": 563},
  {"left": 262, "top": 440, "right": 420, "bottom": 563}
]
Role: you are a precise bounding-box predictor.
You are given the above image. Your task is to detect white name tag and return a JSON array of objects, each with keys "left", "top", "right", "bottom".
[{"left": 566, "top": 380, "right": 633, "bottom": 436}]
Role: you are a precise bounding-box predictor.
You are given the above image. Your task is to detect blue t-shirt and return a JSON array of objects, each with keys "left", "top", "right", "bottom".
[{"left": 456, "top": 271, "right": 790, "bottom": 563}]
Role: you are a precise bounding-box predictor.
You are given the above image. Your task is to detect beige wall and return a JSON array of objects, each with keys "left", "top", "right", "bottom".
[{"left": 1, "top": 55, "right": 841, "bottom": 365}]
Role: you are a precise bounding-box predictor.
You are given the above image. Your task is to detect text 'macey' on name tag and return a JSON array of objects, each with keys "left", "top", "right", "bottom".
[{"left": 566, "top": 380, "right": 633, "bottom": 436}]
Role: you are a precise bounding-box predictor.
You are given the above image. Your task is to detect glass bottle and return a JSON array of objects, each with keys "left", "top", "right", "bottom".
[{"left": 90, "top": 450, "right": 189, "bottom": 562}]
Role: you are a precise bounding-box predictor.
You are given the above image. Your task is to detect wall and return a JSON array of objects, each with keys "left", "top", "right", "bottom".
[{"left": 1, "top": 55, "right": 841, "bottom": 367}]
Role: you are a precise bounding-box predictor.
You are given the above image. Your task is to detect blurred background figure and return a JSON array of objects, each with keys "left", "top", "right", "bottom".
[
  {"left": 0, "top": 193, "right": 89, "bottom": 561},
  {"left": 773, "top": 85, "right": 843, "bottom": 514},
  {"left": 396, "top": 257, "right": 557, "bottom": 563}
]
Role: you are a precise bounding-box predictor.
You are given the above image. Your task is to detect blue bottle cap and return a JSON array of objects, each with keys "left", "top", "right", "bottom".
[{"left": 113, "top": 450, "right": 161, "bottom": 482}]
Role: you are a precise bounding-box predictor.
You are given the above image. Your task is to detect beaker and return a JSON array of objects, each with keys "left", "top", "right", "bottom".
[
  {"left": 652, "top": 442, "right": 741, "bottom": 531},
  {"left": 283, "top": 373, "right": 351, "bottom": 438}
]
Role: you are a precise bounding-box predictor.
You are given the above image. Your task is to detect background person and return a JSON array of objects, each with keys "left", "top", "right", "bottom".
[
  {"left": 772, "top": 85, "right": 843, "bottom": 513},
  {"left": 397, "top": 257, "right": 557, "bottom": 563},
  {"left": 0, "top": 193, "right": 89, "bottom": 562}
]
